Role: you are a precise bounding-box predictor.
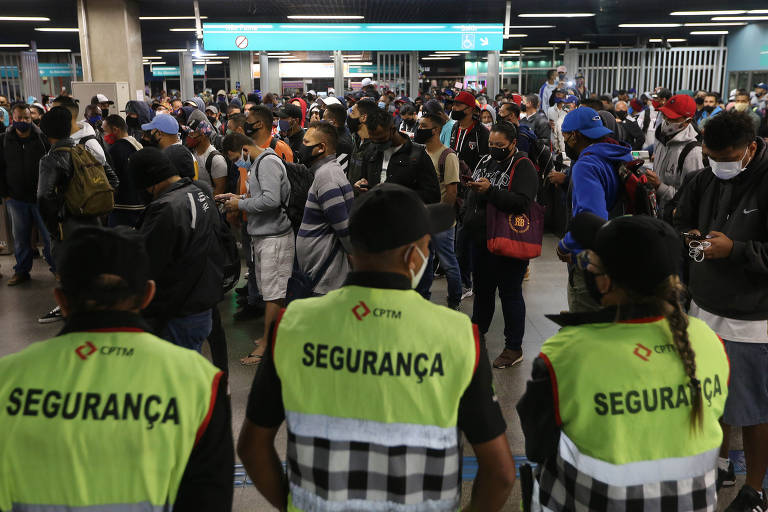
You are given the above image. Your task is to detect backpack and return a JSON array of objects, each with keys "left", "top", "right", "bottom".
[
  {"left": 55, "top": 144, "right": 114, "bottom": 217},
  {"left": 213, "top": 212, "right": 240, "bottom": 294},
  {"left": 205, "top": 149, "right": 240, "bottom": 194},
  {"left": 677, "top": 140, "right": 709, "bottom": 175},
  {"left": 614, "top": 158, "right": 658, "bottom": 216},
  {"left": 254, "top": 153, "right": 314, "bottom": 233},
  {"left": 80, "top": 133, "right": 115, "bottom": 171},
  {"left": 436, "top": 147, "right": 455, "bottom": 183}
]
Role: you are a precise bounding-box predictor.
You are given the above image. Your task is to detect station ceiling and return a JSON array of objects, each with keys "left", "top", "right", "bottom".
[{"left": 0, "top": 0, "right": 766, "bottom": 67}]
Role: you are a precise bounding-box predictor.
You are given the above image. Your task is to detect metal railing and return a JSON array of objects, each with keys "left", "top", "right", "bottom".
[{"left": 0, "top": 52, "right": 23, "bottom": 102}]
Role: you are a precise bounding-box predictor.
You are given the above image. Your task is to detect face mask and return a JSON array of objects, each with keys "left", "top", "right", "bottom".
[
  {"left": 299, "top": 142, "right": 322, "bottom": 165},
  {"left": 32, "top": 118, "right": 40, "bottom": 126},
  {"left": 12, "top": 121, "right": 30, "bottom": 133},
  {"left": 703, "top": 105, "right": 715, "bottom": 114},
  {"left": 244, "top": 121, "right": 257, "bottom": 136},
  {"left": 406, "top": 244, "right": 428, "bottom": 289},
  {"left": 733, "top": 103, "right": 749, "bottom": 112},
  {"left": 565, "top": 137, "right": 581, "bottom": 161},
  {"left": 347, "top": 116, "right": 361, "bottom": 134},
  {"left": 104, "top": 133, "right": 117, "bottom": 145},
  {"left": 413, "top": 128, "right": 434, "bottom": 144},
  {"left": 101, "top": 108, "right": 109, "bottom": 118},
  {"left": 661, "top": 118, "right": 686, "bottom": 137},
  {"left": 378, "top": 101, "right": 386, "bottom": 109},
  {"left": 142, "top": 130, "right": 159, "bottom": 148},
  {"left": 373, "top": 139, "right": 392, "bottom": 152},
  {"left": 185, "top": 136, "right": 200, "bottom": 149},
  {"left": 711, "top": 147, "right": 751, "bottom": 180},
  {"left": 226, "top": 128, "right": 234, "bottom": 135},
  {"left": 403, "top": 118, "right": 415, "bottom": 128},
  {"left": 490, "top": 146, "right": 511, "bottom": 162},
  {"left": 450, "top": 109, "right": 466, "bottom": 121},
  {"left": 482, "top": 122, "right": 493, "bottom": 131},
  {"left": 207, "top": 116, "right": 218, "bottom": 125},
  {"left": 694, "top": 97, "right": 704, "bottom": 105},
  {"left": 278, "top": 119, "right": 291, "bottom": 133},
  {"left": 234, "top": 149, "right": 251, "bottom": 169},
  {"left": 88, "top": 115, "right": 102, "bottom": 125},
  {"left": 615, "top": 111, "right": 628, "bottom": 120}
]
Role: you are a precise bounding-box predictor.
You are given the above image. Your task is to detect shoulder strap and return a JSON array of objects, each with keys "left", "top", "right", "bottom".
[
  {"left": 677, "top": 141, "right": 700, "bottom": 175},
  {"left": 205, "top": 149, "right": 222, "bottom": 176},
  {"left": 505, "top": 155, "right": 532, "bottom": 191},
  {"left": 269, "top": 137, "right": 278, "bottom": 150},
  {"left": 437, "top": 147, "right": 453, "bottom": 181}
]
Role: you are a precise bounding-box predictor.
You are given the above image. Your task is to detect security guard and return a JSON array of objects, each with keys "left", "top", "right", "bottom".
[
  {"left": 518, "top": 213, "right": 730, "bottom": 512},
  {"left": 238, "top": 183, "right": 516, "bottom": 511},
  {"left": 0, "top": 226, "right": 233, "bottom": 511}
]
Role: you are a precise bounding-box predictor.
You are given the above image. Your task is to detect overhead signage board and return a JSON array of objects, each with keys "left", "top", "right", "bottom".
[
  {"left": 203, "top": 23, "right": 504, "bottom": 51},
  {"left": 151, "top": 65, "right": 206, "bottom": 77}
]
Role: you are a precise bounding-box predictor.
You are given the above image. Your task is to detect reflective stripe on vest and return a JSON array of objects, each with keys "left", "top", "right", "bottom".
[
  {"left": 539, "top": 316, "right": 729, "bottom": 475},
  {"left": 274, "top": 286, "right": 477, "bottom": 512},
  {"left": 0, "top": 330, "right": 221, "bottom": 510}
]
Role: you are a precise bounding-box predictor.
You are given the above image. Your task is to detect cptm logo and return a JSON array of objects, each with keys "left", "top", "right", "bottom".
[
  {"left": 75, "top": 341, "right": 97, "bottom": 360},
  {"left": 633, "top": 343, "right": 652, "bottom": 362},
  {"left": 352, "top": 301, "right": 371, "bottom": 321}
]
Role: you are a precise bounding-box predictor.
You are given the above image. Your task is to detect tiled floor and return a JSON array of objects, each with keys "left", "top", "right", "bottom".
[{"left": 0, "top": 234, "right": 743, "bottom": 511}]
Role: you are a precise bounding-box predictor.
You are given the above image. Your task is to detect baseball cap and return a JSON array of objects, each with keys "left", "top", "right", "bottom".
[
  {"left": 350, "top": 183, "right": 455, "bottom": 253},
  {"left": 205, "top": 104, "right": 219, "bottom": 115},
  {"left": 561, "top": 107, "right": 612, "bottom": 139},
  {"left": 141, "top": 114, "right": 179, "bottom": 135},
  {"left": 659, "top": 94, "right": 696, "bottom": 120},
  {"left": 56, "top": 225, "right": 151, "bottom": 300},
  {"left": 511, "top": 94, "right": 523, "bottom": 106},
  {"left": 557, "top": 65, "right": 567, "bottom": 73},
  {"left": 755, "top": 82, "right": 768, "bottom": 90},
  {"left": 91, "top": 93, "right": 114, "bottom": 105},
  {"left": 276, "top": 104, "right": 302, "bottom": 119},
  {"left": 361, "top": 78, "right": 373, "bottom": 87},
  {"left": 129, "top": 147, "right": 178, "bottom": 189},
  {"left": 187, "top": 117, "right": 212, "bottom": 135},
  {"left": 320, "top": 96, "right": 342, "bottom": 107},
  {"left": 570, "top": 212, "right": 680, "bottom": 295},
  {"left": 564, "top": 94, "right": 579, "bottom": 104},
  {"left": 454, "top": 91, "right": 477, "bottom": 109}
]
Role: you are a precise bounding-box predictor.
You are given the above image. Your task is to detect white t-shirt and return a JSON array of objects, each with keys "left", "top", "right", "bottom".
[
  {"left": 380, "top": 144, "right": 404, "bottom": 183},
  {"left": 690, "top": 301, "right": 768, "bottom": 343},
  {"left": 194, "top": 144, "right": 228, "bottom": 188}
]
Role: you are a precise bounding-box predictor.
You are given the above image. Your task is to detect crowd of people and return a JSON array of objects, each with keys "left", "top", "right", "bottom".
[{"left": 0, "top": 67, "right": 767, "bottom": 512}]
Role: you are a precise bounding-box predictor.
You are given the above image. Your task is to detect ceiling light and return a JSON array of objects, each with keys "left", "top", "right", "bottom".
[
  {"left": 548, "top": 40, "right": 589, "bottom": 44},
  {"left": 619, "top": 23, "right": 682, "bottom": 27},
  {"left": 140, "top": 16, "right": 208, "bottom": 20},
  {"left": 142, "top": 56, "right": 162, "bottom": 60},
  {"left": 670, "top": 10, "right": 745, "bottom": 15},
  {"left": 435, "top": 51, "right": 470, "bottom": 54},
  {"left": 711, "top": 16, "right": 768, "bottom": 21},
  {"left": 523, "top": 46, "right": 555, "bottom": 50},
  {"left": 505, "top": 25, "right": 555, "bottom": 29},
  {"left": 422, "top": 57, "right": 451, "bottom": 60},
  {"left": 267, "top": 52, "right": 291, "bottom": 56},
  {"left": 690, "top": 30, "right": 730, "bottom": 34},
  {"left": 169, "top": 28, "right": 197, "bottom": 32},
  {"left": 36, "top": 49, "right": 72, "bottom": 53},
  {"left": 519, "top": 13, "right": 595, "bottom": 18},
  {"left": 349, "top": 62, "right": 373, "bottom": 66},
  {"left": 287, "top": 15, "right": 364, "bottom": 20},
  {"left": 34, "top": 27, "right": 78, "bottom": 32},
  {"left": 157, "top": 49, "right": 189, "bottom": 52},
  {"left": 0, "top": 43, "right": 30, "bottom": 48},
  {"left": 748, "top": 10, "right": 768, "bottom": 14},
  {"left": 649, "top": 38, "right": 687, "bottom": 42},
  {"left": 195, "top": 61, "right": 222, "bottom": 64},
  {"left": 0, "top": 16, "right": 50, "bottom": 21},
  {"left": 684, "top": 22, "right": 747, "bottom": 26},
  {"left": 504, "top": 34, "right": 528, "bottom": 38},
  {"left": 144, "top": 61, "right": 167, "bottom": 65}
]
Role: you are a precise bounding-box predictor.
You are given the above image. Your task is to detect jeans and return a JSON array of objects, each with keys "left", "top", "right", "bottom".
[
  {"left": 5, "top": 199, "right": 54, "bottom": 276},
  {"left": 456, "top": 223, "right": 473, "bottom": 289},
  {"left": 432, "top": 226, "right": 462, "bottom": 306},
  {"left": 160, "top": 309, "right": 213, "bottom": 352},
  {"left": 471, "top": 244, "right": 528, "bottom": 351},
  {"left": 416, "top": 242, "right": 435, "bottom": 300},
  {"left": 206, "top": 305, "right": 229, "bottom": 373}
]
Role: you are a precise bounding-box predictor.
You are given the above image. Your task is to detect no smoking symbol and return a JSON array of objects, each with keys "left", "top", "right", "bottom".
[{"left": 235, "top": 35, "right": 249, "bottom": 49}]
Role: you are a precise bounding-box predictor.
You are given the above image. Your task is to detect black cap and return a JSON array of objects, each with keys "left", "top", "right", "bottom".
[
  {"left": 571, "top": 213, "right": 680, "bottom": 294},
  {"left": 40, "top": 106, "right": 72, "bottom": 139},
  {"left": 129, "top": 147, "right": 178, "bottom": 189},
  {"left": 57, "top": 225, "right": 150, "bottom": 297},
  {"left": 276, "top": 104, "right": 302, "bottom": 119},
  {"left": 162, "top": 145, "right": 196, "bottom": 180},
  {"left": 350, "top": 183, "right": 455, "bottom": 253}
]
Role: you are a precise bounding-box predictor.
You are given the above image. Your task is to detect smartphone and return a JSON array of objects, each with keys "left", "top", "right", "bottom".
[{"left": 681, "top": 232, "right": 705, "bottom": 240}]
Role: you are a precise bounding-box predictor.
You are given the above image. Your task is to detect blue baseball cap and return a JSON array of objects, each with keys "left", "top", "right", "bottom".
[
  {"left": 755, "top": 82, "right": 768, "bottom": 90},
  {"left": 561, "top": 106, "right": 612, "bottom": 139},
  {"left": 141, "top": 114, "right": 179, "bottom": 135}
]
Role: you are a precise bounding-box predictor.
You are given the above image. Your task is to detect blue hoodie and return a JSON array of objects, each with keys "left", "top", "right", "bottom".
[{"left": 558, "top": 141, "right": 632, "bottom": 254}]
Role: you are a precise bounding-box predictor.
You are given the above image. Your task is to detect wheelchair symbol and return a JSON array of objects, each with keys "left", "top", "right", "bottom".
[{"left": 461, "top": 33, "right": 476, "bottom": 50}]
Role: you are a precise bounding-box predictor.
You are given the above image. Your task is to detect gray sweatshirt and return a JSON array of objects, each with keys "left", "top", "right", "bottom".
[
  {"left": 653, "top": 123, "right": 703, "bottom": 208},
  {"left": 239, "top": 148, "right": 292, "bottom": 236}
]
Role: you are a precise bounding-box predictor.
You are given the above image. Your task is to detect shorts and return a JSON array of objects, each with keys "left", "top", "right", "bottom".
[
  {"left": 722, "top": 340, "right": 768, "bottom": 427},
  {"left": 250, "top": 231, "right": 295, "bottom": 302}
]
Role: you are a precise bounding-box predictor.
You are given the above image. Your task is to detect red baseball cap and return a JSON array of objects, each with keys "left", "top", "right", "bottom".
[
  {"left": 511, "top": 94, "right": 523, "bottom": 106},
  {"left": 454, "top": 91, "right": 477, "bottom": 109},
  {"left": 659, "top": 94, "right": 696, "bottom": 120}
]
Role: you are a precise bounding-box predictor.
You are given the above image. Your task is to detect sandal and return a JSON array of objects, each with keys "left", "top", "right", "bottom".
[{"left": 240, "top": 352, "right": 263, "bottom": 366}]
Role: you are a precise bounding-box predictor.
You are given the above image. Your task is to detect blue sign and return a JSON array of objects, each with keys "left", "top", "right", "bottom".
[
  {"left": 151, "top": 65, "right": 206, "bottom": 77},
  {"left": 38, "top": 63, "right": 82, "bottom": 77},
  {"left": 203, "top": 23, "right": 503, "bottom": 51}
]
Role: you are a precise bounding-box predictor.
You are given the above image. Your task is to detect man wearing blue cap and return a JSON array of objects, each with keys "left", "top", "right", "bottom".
[
  {"left": 141, "top": 114, "right": 197, "bottom": 182},
  {"left": 751, "top": 82, "right": 767, "bottom": 114},
  {"left": 556, "top": 106, "right": 632, "bottom": 312}
]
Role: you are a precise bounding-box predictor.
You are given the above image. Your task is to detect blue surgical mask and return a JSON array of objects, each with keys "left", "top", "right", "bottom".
[
  {"left": 278, "top": 119, "right": 291, "bottom": 133},
  {"left": 88, "top": 115, "right": 102, "bottom": 125},
  {"left": 378, "top": 101, "right": 386, "bottom": 109},
  {"left": 235, "top": 149, "right": 251, "bottom": 169}
]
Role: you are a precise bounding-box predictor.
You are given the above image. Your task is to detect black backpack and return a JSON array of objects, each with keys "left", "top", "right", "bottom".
[
  {"left": 205, "top": 149, "right": 241, "bottom": 194},
  {"left": 254, "top": 153, "right": 314, "bottom": 233},
  {"left": 212, "top": 211, "right": 240, "bottom": 295}
]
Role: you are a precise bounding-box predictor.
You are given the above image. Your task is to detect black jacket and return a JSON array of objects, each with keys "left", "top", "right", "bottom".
[
  {"left": 361, "top": 137, "right": 441, "bottom": 204},
  {"left": 450, "top": 121, "right": 490, "bottom": 178},
  {"left": 0, "top": 124, "right": 50, "bottom": 202},
  {"left": 463, "top": 151, "right": 539, "bottom": 245},
  {"left": 617, "top": 119, "right": 645, "bottom": 150},
  {"left": 138, "top": 178, "right": 224, "bottom": 319},
  {"left": 107, "top": 138, "right": 143, "bottom": 209},
  {"left": 674, "top": 137, "right": 768, "bottom": 320},
  {"left": 521, "top": 111, "right": 552, "bottom": 141},
  {"left": 37, "top": 138, "right": 120, "bottom": 237}
]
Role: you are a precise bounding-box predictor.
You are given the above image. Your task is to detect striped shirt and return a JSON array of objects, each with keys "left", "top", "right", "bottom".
[{"left": 296, "top": 155, "right": 355, "bottom": 295}]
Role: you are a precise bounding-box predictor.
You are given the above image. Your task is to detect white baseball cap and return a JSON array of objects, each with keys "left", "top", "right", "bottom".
[
  {"left": 361, "top": 77, "right": 372, "bottom": 87},
  {"left": 94, "top": 93, "right": 113, "bottom": 104},
  {"left": 320, "top": 96, "right": 342, "bottom": 107},
  {"left": 557, "top": 65, "right": 567, "bottom": 73}
]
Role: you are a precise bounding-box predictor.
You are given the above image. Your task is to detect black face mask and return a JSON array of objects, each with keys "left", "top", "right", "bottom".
[
  {"left": 694, "top": 97, "right": 704, "bottom": 105},
  {"left": 615, "top": 111, "right": 628, "bottom": 120},
  {"left": 413, "top": 128, "right": 434, "bottom": 144},
  {"left": 207, "top": 116, "right": 218, "bottom": 126},
  {"left": 565, "top": 138, "right": 581, "bottom": 162},
  {"left": 32, "top": 118, "right": 40, "bottom": 126},
  {"left": 126, "top": 116, "right": 141, "bottom": 130},
  {"left": 347, "top": 116, "right": 361, "bottom": 134},
  {"left": 101, "top": 108, "right": 109, "bottom": 118},
  {"left": 450, "top": 109, "right": 466, "bottom": 121},
  {"left": 703, "top": 105, "right": 715, "bottom": 113},
  {"left": 298, "top": 142, "right": 322, "bottom": 165},
  {"left": 403, "top": 118, "right": 415, "bottom": 128},
  {"left": 490, "top": 146, "right": 511, "bottom": 162},
  {"left": 244, "top": 121, "right": 257, "bottom": 136}
]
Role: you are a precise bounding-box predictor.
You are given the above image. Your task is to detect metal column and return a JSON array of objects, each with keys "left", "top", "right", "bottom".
[
  {"left": 333, "top": 50, "right": 344, "bottom": 95},
  {"left": 409, "top": 51, "right": 419, "bottom": 99},
  {"left": 20, "top": 49, "right": 41, "bottom": 101},
  {"left": 179, "top": 49, "right": 194, "bottom": 99},
  {"left": 486, "top": 51, "right": 500, "bottom": 98},
  {"left": 258, "top": 51, "right": 269, "bottom": 93}
]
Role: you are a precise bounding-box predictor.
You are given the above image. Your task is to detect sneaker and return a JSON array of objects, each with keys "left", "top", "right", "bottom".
[
  {"left": 461, "top": 287, "right": 474, "bottom": 301},
  {"left": 448, "top": 302, "right": 462, "bottom": 311},
  {"left": 717, "top": 460, "right": 736, "bottom": 491},
  {"left": 725, "top": 485, "right": 767, "bottom": 512},
  {"left": 7, "top": 273, "right": 31, "bottom": 286},
  {"left": 493, "top": 349, "right": 524, "bottom": 369},
  {"left": 233, "top": 303, "right": 265, "bottom": 321},
  {"left": 38, "top": 305, "right": 63, "bottom": 324}
]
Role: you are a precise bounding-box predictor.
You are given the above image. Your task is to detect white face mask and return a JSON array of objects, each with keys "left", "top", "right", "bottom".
[
  {"left": 660, "top": 118, "right": 685, "bottom": 137},
  {"left": 405, "top": 244, "right": 428, "bottom": 289},
  {"left": 710, "top": 147, "right": 751, "bottom": 180},
  {"left": 482, "top": 122, "right": 493, "bottom": 131}
]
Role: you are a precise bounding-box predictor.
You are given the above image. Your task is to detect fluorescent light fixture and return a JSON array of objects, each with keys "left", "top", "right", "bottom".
[
  {"left": 684, "top": 22, "right": 746, "bottom": 26},
  {"left": 505, "top": 25, "right": 555, "bottom": 29},
  {"left": 287, "top": 15, "right": 364, "bottom": 20},
  {"left": 690, "top": 30, "right": 730, "bottom": 34},
  {"left": 619, "top": 23, "right": 682, "bottom": 27},
  {"left": 195, "top": 61, "right": 222, "bottom": 64},
  {"left": 36, "top": 49, "right": 72, "bottom": 53},
  {"left": 670, "top": 10, "right": 745, "bottom": 15},
  {"left": 505, "top": 34, "right": 528, "bottom": 38},
  {"left": 712, "top": 16, "right": 768, "bottom": 21},
  {"left": 0, "top": 43, "right": 30, "bottom": 48},
  {"left": 267, "top": 52, "right": 291, "bottom": 56},
  {"left": 523, "top": 46, "right": 555, "bottom": 50},
  {"left": 435, "top": 51, "right": 470, "bottom": 54},
  {"left": 519, "top": 13, "right": 595, "bottom": 18},
  {"left": 649, "top": 38, "right": 687, "bottom": 42},
  {"left": 748, "top": 10, "right": 768, "bottom": 14},
  {"left": 157, "top": 49, "right": 189, "bottom": 52},
  {"left": 349, "top": 62, "right": 373, "bottom": 66},
  {"left": 548, "top": 40, "right": 589, "bottom": 44},
  {"left": 140, "top": 16, "right": 208, "bottom": 20},
  {"left": 144, "top": 61, "right": 166, "bottom": 65},
  {"left": 169, "top": 28, "right": 197, "bottom": 32},
  {"left": 422, "top": 57, "right": 451, "bottom": 60},
  {"left": 0, "top": 16, "right": 50, "bottom": 21},
  {"left": 34, "top": 27, "right": 78, "bottom": 32},
  {"left": 142, "top": 56, "right": 162, "bottom": 60}
]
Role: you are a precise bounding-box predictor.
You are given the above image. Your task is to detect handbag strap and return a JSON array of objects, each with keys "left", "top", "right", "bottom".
[{"left": 504, "top": 154, "right": 533, "bottom": 191}]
